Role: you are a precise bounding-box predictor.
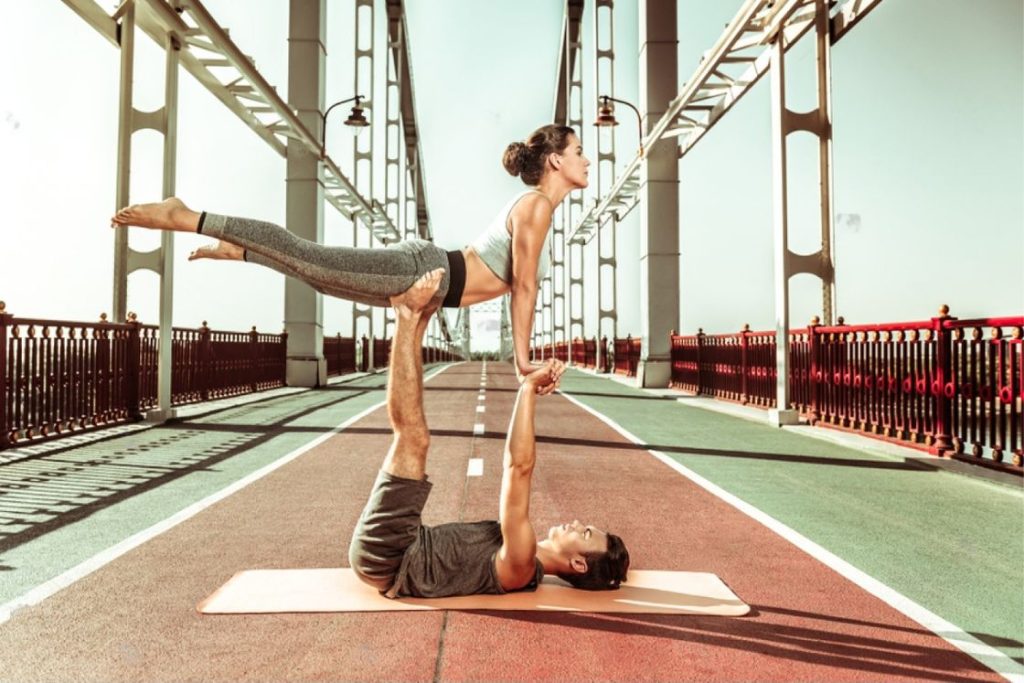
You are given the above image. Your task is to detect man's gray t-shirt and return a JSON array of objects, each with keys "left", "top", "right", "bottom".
[{"left": 384, "top": 520, "right": 545, "bottom": 599}]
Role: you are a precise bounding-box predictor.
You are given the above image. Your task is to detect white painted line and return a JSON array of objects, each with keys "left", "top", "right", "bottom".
[
  {"left": 473, "top": 423, "right": 485, "bottom": 436},
  {"left": 476, "top": 405, "right": 485, "bottom": 413},
  {"left": 467, "top": 458, "right": 484, "bottom": 477},
  {"left": 478, "top": 393, "right": 486, "bottom": 400},
  {"left": 0, "top": 366, "right": 454, "bottom": 626},
  {"left": 557, "top": 389, "right": 1024, "bottom": 683}
]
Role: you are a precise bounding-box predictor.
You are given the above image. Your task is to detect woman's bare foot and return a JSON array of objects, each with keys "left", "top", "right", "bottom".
[
  {"left": 110, "top": 197, "right": 201, "bottom": 233},
  {"left": 390, "top": 268, "right": 444, "bottom": 318},
  {"left": 188, "top": 240, "right": 244, "bottom": 262}
]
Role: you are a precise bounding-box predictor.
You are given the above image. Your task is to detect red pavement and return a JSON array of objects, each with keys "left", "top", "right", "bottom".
[{"left": 0, "top": 363, "right": 1002, "bottom": 682}]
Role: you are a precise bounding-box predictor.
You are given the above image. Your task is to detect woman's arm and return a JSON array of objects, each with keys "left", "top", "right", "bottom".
[{"left": 510, "top": 197, "right": 552, "bottom": 382}]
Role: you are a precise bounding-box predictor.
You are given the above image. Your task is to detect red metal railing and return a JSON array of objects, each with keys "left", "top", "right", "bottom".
[
  {"left": 1, "top": 311, "right": 139, "bottom": 449},
  {"left": 670, "top": 310, "right": 1023, "bottom": 474},
  {"left": 613, "top": 336, "right": 641, "bottom": 377},
  {"left": 136, "top": 323, "right": 288, "bottom": 407},
  {"left": 373, "top": 338, "right": 391, "bottom": 369},
  {"left": 0, "top": 307, "right": 373, "bottom": 450},
  {"left": 536, "top": 337, "right": 605, "bottom": 371},
  {"left": 324, "top": 334, "right": 358, "bottom": 377}
]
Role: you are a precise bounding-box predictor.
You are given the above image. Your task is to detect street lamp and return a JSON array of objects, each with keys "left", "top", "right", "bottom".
[
  {"left": 321, "top": 94, "right": 369, "bottom": 155},
  {"left": 593, "top": 95, "right": 644, "bottom": 156}
]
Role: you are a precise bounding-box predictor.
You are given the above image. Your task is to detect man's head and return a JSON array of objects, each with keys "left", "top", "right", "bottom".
[{"left": 547, "top": 520, "right": 629, "bottom": 590}]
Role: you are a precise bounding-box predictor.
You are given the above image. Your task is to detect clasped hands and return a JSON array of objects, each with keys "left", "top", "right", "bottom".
[{"left": 517, "top": 359, "right": 566, "bottom": 396}]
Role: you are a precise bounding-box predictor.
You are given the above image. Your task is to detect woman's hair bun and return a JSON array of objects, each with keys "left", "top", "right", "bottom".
[{"left": 502, "top": 141, "right": 531, "bottom": 177}]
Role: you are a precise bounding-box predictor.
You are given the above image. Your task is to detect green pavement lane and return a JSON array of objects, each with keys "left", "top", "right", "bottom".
[
  {"left": 558, "top": 369, "right": 1024, "bottom": 664},
  {"left": 0, "top": 373, "right": 390, "bottom": 605}
]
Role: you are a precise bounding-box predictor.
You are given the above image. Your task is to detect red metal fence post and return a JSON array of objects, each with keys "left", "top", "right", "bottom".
[
  {"left": 125, "top": 312, "right": 141, "bottom": 421},
  {"left": 808, "top": 316, "right": 821, "bottom": 424},
  {"left": 0, "top": 302, "right": 9, "bottom": 449},
  {"left": 740, "top": 324, "right": 750, "bottom": 405},
  {"left": 280, "top": 329, "right": 288, "bottom": 386},
  {"left": 696, "top": 328, "right": 705, "bottom": 395},
  {"left": 199, "top": 321, "right": 211, "bottom": 401},
  {"left": 931, "top": 305, "right": 955, "bottom": 456},
  {"left": 249, "top": 326, "right": 259, "bottom": 392},
  {"left": 96, "top": 313, "right": 111, "bottom": 421}
]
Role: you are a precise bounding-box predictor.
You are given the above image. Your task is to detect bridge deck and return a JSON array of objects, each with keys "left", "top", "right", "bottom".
[{"left": 0, "top": 363, "right": 1019, "bottom": 682}]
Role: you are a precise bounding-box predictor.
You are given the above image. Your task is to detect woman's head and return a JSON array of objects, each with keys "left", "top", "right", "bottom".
[{"left": 503, "top": 125, "right": 589, "bottom": 188}]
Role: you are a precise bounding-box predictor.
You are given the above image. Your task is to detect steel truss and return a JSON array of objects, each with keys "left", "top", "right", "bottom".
[
  {"left": 567, "top": 0, "right": 884, "bottom": 245},
  {"left": 64, "top": 0, "right": 400, "bottom": 245},
  {"left": 552, "top": 0, "right": 586, "bottom": 351},
  {"left": 593, "top": 0, "right": 618, "bottom": 342},
  {"left": 351, "top": 0, "right": 377, "bottom": 341}
]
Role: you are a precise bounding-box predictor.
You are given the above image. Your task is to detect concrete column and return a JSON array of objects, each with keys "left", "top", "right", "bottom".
[
  {"left": 636, "top": 0, "right": 679, "bottom": 388},
  {"left": 285, "top": 0, "right": 327, "bottom": 387}
]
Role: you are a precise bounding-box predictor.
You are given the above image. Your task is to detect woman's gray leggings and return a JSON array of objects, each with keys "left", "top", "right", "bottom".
[{"left": 200, "top": 213, "right": 452, "bottom": 308}]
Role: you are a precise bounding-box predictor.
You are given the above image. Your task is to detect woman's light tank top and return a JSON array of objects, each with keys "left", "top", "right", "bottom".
[{"left": 469, "top": 190, "right": 552, "bottom": 285}]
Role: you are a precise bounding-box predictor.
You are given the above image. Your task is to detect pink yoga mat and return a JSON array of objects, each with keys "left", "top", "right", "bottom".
[{"left": 198, "top": 568, "right": 750, "bottom": 615}]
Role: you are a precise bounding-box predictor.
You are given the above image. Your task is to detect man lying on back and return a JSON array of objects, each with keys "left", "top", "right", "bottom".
[{"left": 348, "top": 269, "right": 630, "bottom": 597}]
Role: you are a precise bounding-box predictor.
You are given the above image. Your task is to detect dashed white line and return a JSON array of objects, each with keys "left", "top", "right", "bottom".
[
  {"left": 467, "top": 459, "right": 483, "bottom": 477},
  {"left": 473, "top": 423, "right": 485, "bottom": 436},
  {"left": 476, "top": 405, "right": 485, "bottom": 413}
]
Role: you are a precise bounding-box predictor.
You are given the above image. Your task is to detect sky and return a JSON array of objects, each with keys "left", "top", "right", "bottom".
[{"left": 0, "top": 0, "right": 1021, "bottom": 353}]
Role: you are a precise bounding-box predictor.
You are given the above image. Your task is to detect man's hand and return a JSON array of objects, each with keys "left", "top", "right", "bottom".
[
  {"left": 521, "top": 359, "right": 565, "bottom": 396},
  {"left": 389, "top": 268, "right": 444, "bottom": 320}
]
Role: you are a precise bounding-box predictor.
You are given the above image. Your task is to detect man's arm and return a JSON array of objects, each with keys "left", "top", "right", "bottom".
[{"left": 494, "top": 360, "right": 563, "bottom": 589}]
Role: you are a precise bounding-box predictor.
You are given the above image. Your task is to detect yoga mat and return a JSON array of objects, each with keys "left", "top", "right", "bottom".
[{"left": 198, "top": 568, "right": 750, "bottom": 615}]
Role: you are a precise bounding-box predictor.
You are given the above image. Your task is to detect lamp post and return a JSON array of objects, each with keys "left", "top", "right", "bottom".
[
  {"left": 593, "top": 95, "right": 644, "bottom": 156},
  {"left": 321, "top": 94, "right": 369, "bottom": 155}
]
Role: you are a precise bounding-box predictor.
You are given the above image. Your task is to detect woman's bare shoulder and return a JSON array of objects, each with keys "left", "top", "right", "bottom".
[{"left": 509, "top": 193, "right": 552, "bottom": 232}]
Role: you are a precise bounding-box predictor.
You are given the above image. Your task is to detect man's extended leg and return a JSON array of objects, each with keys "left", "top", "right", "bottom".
[
  {"left": 347, "top": 269, "right": 443, "bottom": 591},
  {"left": 380, "top": 269, "right": 443, "bottom": 480}
]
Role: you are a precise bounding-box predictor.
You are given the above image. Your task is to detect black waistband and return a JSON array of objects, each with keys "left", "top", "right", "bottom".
[{"left": 443, "top": 250, "right": 466, "bottom": 308}]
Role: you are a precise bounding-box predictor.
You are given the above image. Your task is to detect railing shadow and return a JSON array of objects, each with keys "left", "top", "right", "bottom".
[
  {"left": 0, "top": 382, "right": 383, "bottom": 555},
  {"left": 485, "top": 605, "right": 1011, "bottom": 680}
]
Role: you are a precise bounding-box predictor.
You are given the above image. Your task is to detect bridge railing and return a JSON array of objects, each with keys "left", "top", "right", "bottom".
[
  {"left": 324, "top": 334, "right": 358, "bottom": 377},
  {"left": 0, "top": 308, "right": 374, "bottom": 450},
  {"left": 613, "top": 336, "right": 642, "bottom": 377},
  {"left": 670, "top": 311, "right": 1023, "bottom": 474}
]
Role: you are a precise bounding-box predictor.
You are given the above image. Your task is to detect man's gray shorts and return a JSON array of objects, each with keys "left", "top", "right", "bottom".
[{"left": 348, "top": 469, "right": 432, "bottom": 594}]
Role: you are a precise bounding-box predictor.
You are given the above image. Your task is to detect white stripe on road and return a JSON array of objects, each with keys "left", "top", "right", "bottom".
[
  {"left": 476, "top": 405, "right": 485, "bottom": 413},
  {"left": 473, "top": 423, "right": 485, "bottom": 436},
  {"left": 557, "top": 388, "right": 1024, "bottom": 683},
  {"left": 0, "top": 367, "right": 457, "bottom": 626},
  {"left": 467, "top": 458, "right": 484, "bottom": 477}
]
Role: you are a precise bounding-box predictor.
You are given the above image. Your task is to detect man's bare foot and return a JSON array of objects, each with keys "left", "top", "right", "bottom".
[
  {"left": 188, "top": 240, "right": 244, "bottom": 261},
  {"left": 110, "top": 197, "right": 201, "bottom": 233},
  {"left": 390, "top": 268, "right": 444, "bottom": 317}
]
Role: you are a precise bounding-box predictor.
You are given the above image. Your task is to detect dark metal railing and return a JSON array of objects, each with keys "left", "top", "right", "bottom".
[
  {"left": 324, "top": 334, "right": 357, "bottom": 377},
  {"left": 0, "top": 306, "right": 377, "bottom": 450},
  {"left": 373, "top": 337, "right": 391, "bottom": 369},
  {"left": 1, "top": 311, "right": 138, "bottom": 448},
  {"left": 140, "top": 323, "right": 289, "bottom": 406},
  {"left": 670, "top": 309, "right": 1023, "bottom": 474}
]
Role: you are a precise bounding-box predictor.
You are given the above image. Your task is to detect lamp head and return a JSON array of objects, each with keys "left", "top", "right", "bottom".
[
  {"left": 593, "top": 96, "right": 619, "bottom": 127},
  {"left": 345, "top": 100, "right": 369, "bottom": 135}
]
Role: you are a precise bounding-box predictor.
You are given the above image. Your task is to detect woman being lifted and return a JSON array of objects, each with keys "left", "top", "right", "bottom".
[{"left": 111, "top": 124, "right": 588, "bottom": 390}]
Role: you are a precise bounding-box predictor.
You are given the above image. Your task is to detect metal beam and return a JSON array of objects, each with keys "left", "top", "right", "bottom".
[
  {"left": 387, "top": 0, "right": 432, "bottom": 240},
  {"left": 567, "top": 0, "right": 886, "bottom": 244},
  {"left": 63, "top": 0, "right": 399, "bottom": 243}
]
